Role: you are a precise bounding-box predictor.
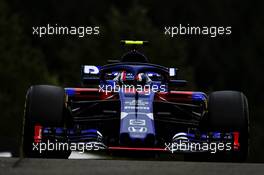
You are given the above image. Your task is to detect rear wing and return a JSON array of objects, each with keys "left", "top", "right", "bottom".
[{"left": 81, "top": 65, "right": 178, "bottom": 86}]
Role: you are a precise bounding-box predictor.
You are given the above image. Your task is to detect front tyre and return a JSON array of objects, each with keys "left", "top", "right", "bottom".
[
  {"left": 22, "top": 85, "right": 70, "bottom": 158},
  {"left": 207, "top": 91, "right": 249, "bottom": 161}
]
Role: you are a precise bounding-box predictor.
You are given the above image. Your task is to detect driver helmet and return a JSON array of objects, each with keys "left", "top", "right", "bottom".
[{"left": 114, "top": 71, "right": 151, "bottom": 84}]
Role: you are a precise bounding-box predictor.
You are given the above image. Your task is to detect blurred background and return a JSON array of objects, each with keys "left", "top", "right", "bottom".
[{"left": 0, "top": 0, "right": 263, "bottom": 161}]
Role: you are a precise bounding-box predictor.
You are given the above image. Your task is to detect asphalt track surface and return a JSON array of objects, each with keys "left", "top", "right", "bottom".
[{"left": 0, "top": 157, "right": 264, "bottom": 175}]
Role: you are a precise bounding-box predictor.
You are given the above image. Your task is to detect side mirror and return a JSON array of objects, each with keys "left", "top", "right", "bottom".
[
  {"left": 169, "top": 80, "right": 187, "bottom": 89},
  {"left": 81, "top": 65, "right": 100, "bottom": 86},
  {"left": 82, "top": 77, "right": 100, "bottom": 85}
]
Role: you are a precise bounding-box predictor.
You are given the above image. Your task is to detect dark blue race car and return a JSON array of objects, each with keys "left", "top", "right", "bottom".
[{"left": 22, "top": 40, "right": 249, "bottom": 161}]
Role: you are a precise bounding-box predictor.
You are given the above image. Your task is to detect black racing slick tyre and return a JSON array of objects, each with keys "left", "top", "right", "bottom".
[
  {"left": 207, "top": 91, "right": 249, "bottom": 161},
  {"left": 22, "top": 85, "right": 70, "bottom": 158}
]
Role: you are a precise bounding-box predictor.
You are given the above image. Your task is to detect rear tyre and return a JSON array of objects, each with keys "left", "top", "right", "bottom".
[
  {"left": 206, "top": 91, "right": 249, "bottom": 161},
  {"left": 22, "top": 85, "right": 71, "bottom": 158}
]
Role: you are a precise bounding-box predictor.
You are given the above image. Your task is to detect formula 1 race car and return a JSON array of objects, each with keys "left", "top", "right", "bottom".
[{"left": 22, "top": 40, "right": 249, "bottom": 161}]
